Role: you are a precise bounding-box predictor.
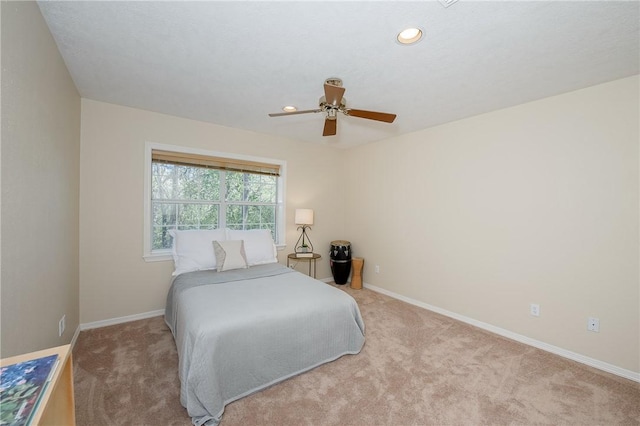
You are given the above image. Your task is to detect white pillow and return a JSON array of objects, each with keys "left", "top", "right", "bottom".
[
  {"left": 169, "top": 229, "right": 227, "bottom": 276},
  {"left": 213, "top": 240, "right": 248, "bottom": 272},
  {"left": 225, "top": 229, "right": 278, "bottom": 266}
]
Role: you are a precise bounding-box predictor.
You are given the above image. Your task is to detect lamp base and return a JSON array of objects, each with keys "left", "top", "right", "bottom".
[{"left": 295, "top": 225, "right": 314, "bottom": 255}]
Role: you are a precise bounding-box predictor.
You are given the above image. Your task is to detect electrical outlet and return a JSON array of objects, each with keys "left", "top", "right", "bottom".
[
  {"left": 375, "top": 265, "right": 380, "bottom": 273},
  {"left": 588, "top": 317, "right": 600, "bottom": 332},
  {"left": 58, "top": 315, "right": 66, "bottom": 337},
  {"left": 530, "top": 303, "right": 540, "bottom": 317}
]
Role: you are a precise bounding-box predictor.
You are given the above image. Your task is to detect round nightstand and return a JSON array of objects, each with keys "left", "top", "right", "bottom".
[{"left": 287, "top": 253, "right": 321, "bottom": 278}]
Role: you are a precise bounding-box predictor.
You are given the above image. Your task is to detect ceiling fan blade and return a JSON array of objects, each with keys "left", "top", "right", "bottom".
[
  {"left": 345, "top": 109, "right": 397, "bottom": 123},
  {"left": 323, "top": 118, "right": 337, "bottom": 136},
  {"left": 324, "top": 83, "right": 345, "bottom": 107},
  {"left": 268, "top": 109, "right": 321, "bottom": 117}
]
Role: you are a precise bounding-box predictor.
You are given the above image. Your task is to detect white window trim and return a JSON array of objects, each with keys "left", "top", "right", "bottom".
[{"left": 143, "top": 142, "right": 287, "bottom": 262}]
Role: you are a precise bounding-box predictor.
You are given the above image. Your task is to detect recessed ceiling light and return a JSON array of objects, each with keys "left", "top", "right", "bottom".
[
  {"left": 397, "top": 27, "right": 423, "bottom": 45},
  {"left": 282, "top": 106, "right": 297, "bottom": 112}
]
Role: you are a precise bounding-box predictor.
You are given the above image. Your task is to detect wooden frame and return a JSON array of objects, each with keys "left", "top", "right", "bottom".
[{"left": 1, "top": 345, "right": 75, "bottom": 426}]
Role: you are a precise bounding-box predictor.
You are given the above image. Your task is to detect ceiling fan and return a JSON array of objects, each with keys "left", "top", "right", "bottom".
[{"left": 268, "top": 78, "right": 397, "bottom": 136}]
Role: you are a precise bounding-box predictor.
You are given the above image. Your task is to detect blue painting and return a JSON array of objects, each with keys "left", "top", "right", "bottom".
[{"left": 0, "top": 354, "right": 58, "bottom": 426}]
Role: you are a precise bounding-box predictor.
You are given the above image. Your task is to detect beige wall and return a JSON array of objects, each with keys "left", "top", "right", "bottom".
[
  {"left": 1, "top": 2, "right": 81, "bottom": 357},
  {"left": 2, "top": 1, "right": 636, "bottom": 377},
  {"left": 344, "top": 76, "right": 639, "bottom": 372},
  {"left": 79, "top": 99, "right": 346, "bottom": 324}
]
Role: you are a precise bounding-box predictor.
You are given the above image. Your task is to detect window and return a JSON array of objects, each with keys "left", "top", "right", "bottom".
[{"left": 144, "top": 143, "right": 286, "bottom": 260}]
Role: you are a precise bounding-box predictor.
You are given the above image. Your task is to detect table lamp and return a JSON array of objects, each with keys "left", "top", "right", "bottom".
[{"left": 295, "top": 208, "right": 314, "bottom": 255}]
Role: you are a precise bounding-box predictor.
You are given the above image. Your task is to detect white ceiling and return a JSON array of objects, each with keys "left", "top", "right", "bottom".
[{"left": 37, "top": 1, "right": 639, "bottom": 149}]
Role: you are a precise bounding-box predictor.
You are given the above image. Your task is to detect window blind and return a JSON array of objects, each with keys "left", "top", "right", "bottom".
[{"left": 152, "top": 150, "right": 281, "bottom": 177}]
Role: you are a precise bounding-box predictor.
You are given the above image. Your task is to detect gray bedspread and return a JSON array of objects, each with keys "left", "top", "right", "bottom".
[{"left": 165, "top": 263, "right": 365, "bottom": 426}]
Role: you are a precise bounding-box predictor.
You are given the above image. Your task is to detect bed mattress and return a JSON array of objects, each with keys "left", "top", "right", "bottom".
[{"left": 165, "top": 263, "right": 365, "bottom": 425}]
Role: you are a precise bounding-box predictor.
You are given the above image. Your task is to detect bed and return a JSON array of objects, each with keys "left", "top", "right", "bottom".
[{"left": 164, "top": 229, "right": 365, "bottom": 426}]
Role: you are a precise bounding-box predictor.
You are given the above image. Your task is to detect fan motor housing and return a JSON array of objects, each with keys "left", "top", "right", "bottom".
[{"left": 319, "top": 96, "right": 346, "bottom": 110}]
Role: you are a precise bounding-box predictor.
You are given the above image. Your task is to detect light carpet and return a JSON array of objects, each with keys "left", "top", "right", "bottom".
[{"left": 73, "top": 285, "right": 640, "bottom": 425}]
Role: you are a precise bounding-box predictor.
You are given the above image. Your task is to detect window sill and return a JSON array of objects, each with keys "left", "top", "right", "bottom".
[{"left": 143, "top": 253, "right": 173, "bottom": 263}]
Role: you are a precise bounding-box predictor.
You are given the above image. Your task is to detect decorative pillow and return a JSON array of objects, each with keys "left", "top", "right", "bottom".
[
  {"left": 169, "top": 229, "right": 227, "bottom": 276},
  {"left": 213, "top": 240, "right": 248, "bottom": 272},
  {"left": 225, "top": 229, "right": 278, "bottom": 266}
]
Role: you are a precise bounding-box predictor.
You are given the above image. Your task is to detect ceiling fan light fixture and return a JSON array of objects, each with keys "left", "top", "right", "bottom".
[
  {"left": 397, "top": 27, "right": 423, "bottom": 45},
  {"left": 282, "top": 105, "right": 297, "bottom": 112},
  {"left": 269, "top": 78, "right": 396, "bottom": 136}
]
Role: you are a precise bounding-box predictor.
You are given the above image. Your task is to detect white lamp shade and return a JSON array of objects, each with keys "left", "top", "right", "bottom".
[{"left": 295, "top": 209, "right": 314, "bottom": 225}]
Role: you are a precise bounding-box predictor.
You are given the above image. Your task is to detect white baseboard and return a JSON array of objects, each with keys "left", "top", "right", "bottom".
[
  {"left": 80, "top": 309, "right": 165, "bottom": 331},
  {"left": 69, "top": 324, "right": 81, "bottom": 350},
  {"left": 363, "top": 282, "right": 640, "bottom": 383}
]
